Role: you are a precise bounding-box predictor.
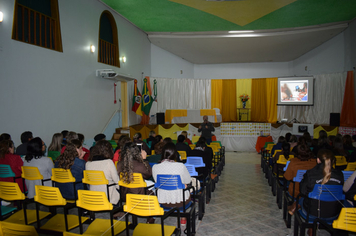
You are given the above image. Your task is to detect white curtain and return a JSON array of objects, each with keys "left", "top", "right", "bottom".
[
  {"left": 152, "top": 77, "right": 211, "bottom": 112},
  {"left": 277, "top": 72, "right": 347, "bottom": 124}
]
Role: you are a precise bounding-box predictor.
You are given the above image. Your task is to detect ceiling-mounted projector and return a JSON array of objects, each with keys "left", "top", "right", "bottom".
[{"left": 96, "top": 69, "right": 117, "bottom": 78}]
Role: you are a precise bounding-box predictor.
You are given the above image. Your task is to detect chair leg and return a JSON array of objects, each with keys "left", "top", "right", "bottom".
[{"left": 294, "top": 214, "right": 299, "bottom": 236}]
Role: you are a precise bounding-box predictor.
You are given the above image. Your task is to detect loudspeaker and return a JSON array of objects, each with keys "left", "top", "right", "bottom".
[
  {"left": 330, "top": 113, "right": 340, "bottom": 126},
  {"left": 157, "top": 112, "right": 165, "bottom": 124}
]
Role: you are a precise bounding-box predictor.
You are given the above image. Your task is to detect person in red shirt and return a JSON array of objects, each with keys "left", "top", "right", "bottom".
[{"left": 0, "top": 140, "right": 25, "bottom": 192}]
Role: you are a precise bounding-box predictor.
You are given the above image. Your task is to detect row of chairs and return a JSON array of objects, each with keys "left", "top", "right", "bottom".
[{"left": 260, "top": 143, "right": 356, "bottom": 235}]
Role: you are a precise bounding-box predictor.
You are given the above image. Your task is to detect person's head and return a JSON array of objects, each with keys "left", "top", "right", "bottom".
[
  {"left": 285, "top": 133, "right": 292, "bottom": 142},
  {"left": 177, "top": 135, "right": 186, "bottom": 143},
  {"left": 298, "top": 136, "right": 306, "bottom": 145},
  {"left": 133, "top": 133, "right": 142, "bottom": 142},
  {"left": 277, "top": 136, "right": 286, "bottom": 144},
  {"left": 303, "top": 132, "right": 312, "bottom": 142},
  {"left": 328, "top": 135, "right": 336, "bottom": 146},
  {"left": 56, "top": 140, "right": 82, "bottom": 169},
  {"left": 0, "top": 133, "right": 11, "bottom": 142},
  {"left": 118, "top": 136, "right": 131, "bottom": 150},
  {"left": 343, "top": 135, "right": 353, "bottom": 147},
  {"left": 94, "top": 133, "right": 106, "bottom": 142},
  {"left": 88, "top": 140, "right": 113, "bottom": 161},
  {"left": 25, "top": 137, "right": 44, "bottom": 162},
  {"left": 352, "top": 135, "right": 356, "bottom": 142},
  {"left": 77, "top": 133, "right": 85, "bottom": 144},
  {"left": 48, "top": 133, "right": 63, "bottom": 152},
  {"left": 154, "top": 135, "right": 163, "bottom": 143},
  {"left": 203, "top": 115, "right": 208, "bottom": 123},
  {"left": 154, "top": 142, "right": 164, "bottom": 155},
  {"left": 198, "top": 137, "right": 207, "bottom": 144},
  {"left": 0, "top": 140, "right": 14, "bottom": 158},
  {"left": 61, "top": 130, "right": 68, "bottom": 139},
  {"left": 318, "top": 130, "right": 328, "bottom": 146},
  {"left": 281, "top": 142, "right": 291, "bottom": 154},
  {"left": 297, "top": 144, "right": 313, "bottom": 161},
  {"left": 181, "top": 131, "right": 188, "bottom": 138},
  {"left": 120, "top": 142, "right": 149, "bottom": 183},
  {"left": 162, "top": 137, "right": 173, "bottom": 145},
  {"left": 333, "top": 137, "right": 344, "bottom": 151},
  {"left": 195, "top": 141, "right": 206, "bottom": 149},
  {"left": 20, "top": 131, "right": 33, "bottom": 144},
  {"left": 317, "top": 149, "right": 335, "bottom": 184},
  {"left": 66, "top": 131, "right": 78, "bottom": 144},
  {"left": 149, "top": 131, "right": 156, "bottom": 138},
  {"left": 290, "top": 135, "right": 298, "bottom": 143},
  {"left": 161, "top": 142, "right": 178, "bottom": 162}
]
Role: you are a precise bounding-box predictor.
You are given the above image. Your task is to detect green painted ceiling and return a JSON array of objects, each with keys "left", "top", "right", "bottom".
[{"left": 102, "top": 0, "right": 356, "bottom": 32}]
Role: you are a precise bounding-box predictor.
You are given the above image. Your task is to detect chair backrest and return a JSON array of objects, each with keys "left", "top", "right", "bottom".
[
  {"left": 76, "top": 190, "right": 113, "bottom": 211},
  {"left": 192, "top": 136, "right": 200, "bottom": 144},
  {"left": 266, "top": 143, "right": 275, "bottom": 152},
  {"left": 207, "top": 145, "right": 219, "bottom": 153},
  {"left": 308, "top": 184, "right": 345, "bottom": 202},
  {"left": 332, "top": 207, "right": 356, "bottom": 232},
  {"left": 82, "top": 170, "right": 109, "bottom": 185},
  {"left": 186, "top": 156, "right": 205, "bottom": 168},
  {"left": 115, "top": 161, "right": 118, "bottom": 169},
  {"left": 118, "top": 173, "right": 147, "bottom": 188},
  {"left": 0, "top": 221, "right": 38, "bottom": 236},
  {"left": 184, "top": 164, "right": 198, "bottom": 177},
  {"left": 108, "top": 140, "right": 117, "bottom": 149},
  {"left": 276, "top": 155, "right": 294, "bottom": 165},
  {"left": 0, "top": 165, "right": 16, "bottom": 178},
  {"left": 293, "top": 170, "right": 307, "bottom": 182},
  {"left": 178, "top": 151, "right": 187, "bottom": 161},
  {"left": 151, "top": 150, "right": 155, "bottom": 155},
  {"left": 263, "top": 142, "right": 274, "bottom": 149},
  {"left": 34, "top": 185, "right": 67, "bottom": 206},
  {"left": 342, "top": 171, "right": 354, "bottom": 181},
  {"left": 335, "top": 156, "right": 347, "bottom": 166},
  {"left": 189, "top": 144, "right": 195, "bottom": 150},
  {"left": 345, "top": 162, "right": 356, "bottom": 171},
  {"left": 21, "top": 166, "right": 43, "bottom": 180},
  {"left": 124, "top": 193, "right": 163, "bottom": 217},
  {"left": 283, "top": 161, "right": 291, "bottom": 171},
  {"left": 51, "top": 168, "right": 75, "bottom": 183},
  {"left": 211, "top": 141, "right": 222, "bottom": 149},
  {"left": 154, "top": 174, "right": 185, "bottom": 190},
  {"left": 272, "top": 149, "right": 282, "bottom": 158},
  {"left": 0, "top": 181, "right": 25, "bottom": 201}
]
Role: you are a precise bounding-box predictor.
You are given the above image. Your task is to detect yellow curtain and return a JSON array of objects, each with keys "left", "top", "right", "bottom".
[
  {"left": 313, "top": 126, "right": 338, "bottom": 139},
  {"left": 158, "top": 124, "right": 190, "bottom": 140},
  {"left": 251, "top": 79, "right": 267, "bottom": 122},
  {"left": 236, "top": 79, "right": 252, "bottom": 120},
  {"left": 265, "top": 78, "right": 278, "bottom": 123},
  {"left": 211, "top": 80, "right": 223, "bottom": 110},
  {"left": 221, "top": 79, "right": 237, "bottom": 121}
]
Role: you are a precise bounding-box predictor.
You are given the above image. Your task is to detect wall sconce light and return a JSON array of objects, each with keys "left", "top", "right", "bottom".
[
  {"left": 90, "top": 45, "right": 95, "bottom": 53},
  {"left": 121, "top": 56, "right": 126, "bottom": 63},
  {"left": 0, "top": 11, "right": 4, "bottom": 22}
]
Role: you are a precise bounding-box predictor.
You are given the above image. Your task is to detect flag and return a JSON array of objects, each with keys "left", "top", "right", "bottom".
[
  {"left": 142, "top": 77, "right": 153, "bottom": 115},
  {"left": 132, "top": 79, "right": 143, "bottom": 116}
]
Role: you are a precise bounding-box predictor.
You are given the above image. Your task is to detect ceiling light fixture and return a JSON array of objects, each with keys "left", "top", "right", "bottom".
[
  {"left": 228, "top": 30, "right": 255, "bottom": 34},
  {"left": 90, "top": 45, "right": 95, "bottom": 53},
  {"left": 0, "top": 11, "right": 3, "bottom": 22},
  {"left": 122, "top": 56, "right": 126, "bottom": 63}
]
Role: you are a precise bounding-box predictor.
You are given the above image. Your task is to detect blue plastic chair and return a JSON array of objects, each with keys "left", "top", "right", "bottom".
[
  {"left": 186, "top": 157, "right": 205, "bottom": 168},
  {"left": 342, "top": 170, "right": 353, "bottom": 181},
  {"left": 0, "top": 165, "right": 16, "bottom": 179},
  {"left": 184, "top": 164, "right": 198, "bottom": 177},
  {"left": 154, "top": 174, "right": 196, "bottom": 236},
  {"left": 294, "top": 184, "right": 345, "bottom": 236}
]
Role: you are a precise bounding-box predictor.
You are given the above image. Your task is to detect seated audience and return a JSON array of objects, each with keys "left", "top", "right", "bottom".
[
  {"left": 150, "top": 135, "right": 163, "bottom": 153},
  {"left": 332, "top": 137, "right": 349, "bottom": 165},
  {"left": 117, "top": 142, "right": 152, "bottom": 202},
  {"left": 291, "top": 136, "right": 307, "bottom": 155},
  {"left": 55, "top": 139, "right": 86, "bottom": 199},
  {"left": 181, "top": 131, "right": 192, "bottom": 145},
  {"left": 0, "top": 140, "right": 25, "bottom": 192},
  {"left": 61, "top": 130, "right": 68, "bottom": 148},
  {"left": 313, "top": 130, "right": 332, "bottom": 156},
  {"left": 152, "top": 143, "right": 191, "bottom": 208},
  {"left": 188, "top": 141, "right": 212, "bottom": 179},
  {"left": 285, "top": 132, "right": 292, "bottom": 143},
  {"left": 94, "top": 133, "right": 106, "bottom": 143},
  {"left": 352, "top": 135, "right": 356, "bottom": 148},
  {"left": 284, "top": 144, "right": 316, "bottom": 215},
  {"left": 15, "top": 131, "right": 33, "bottom": 156},
  {"left": 176, "top": 134, "right": 191, "bottom": 156},
  {"left": 77, "top": 133, "right": 90, "bottom": 161},
  {"left": 113, "top": 136, "right": 131, "bottom": 163},
  {"left": 147, "top": 141, "right": 164, "bottom": 164},
  {"left": 343, "top": 134, "right": 356, "bottom": 154},
  {"left": 133, "top": 132, "right": 150, "bottom": 155},
  {"left": 61, "top": 131, "right": 78, "bottom": 153},
  {"left": 0, "top": 133, "right": 11, "bottom": 142},
  {"left": 48, "top": 133, "right": 63, "bottom": 162},
  {"left": 86, "top": 140, "right": 120, "bottom": 205},
  {"left": 24, "top": 137, "right": 53, "bottom": 198},
  {"left": 146, "top": 131, "right": 156, "bottom": 148},
  {"left": 271, "top": 136, "right": 286, "bottom": 157},
  {"left": 289, "top": 135, "right": 298, "bottom": 149},
  {"left": 273, "top": 142, "right": 293, "bottom": 173},
  {"left": 303, "top": 131, "right": 312, "bottom": 147}
]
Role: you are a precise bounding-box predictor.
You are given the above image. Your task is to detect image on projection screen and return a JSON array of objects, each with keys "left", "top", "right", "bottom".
[{"left": 280, "top": 80, "right": 309, "bottom": 102}]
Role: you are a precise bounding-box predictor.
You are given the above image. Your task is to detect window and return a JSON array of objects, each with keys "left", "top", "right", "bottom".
[
  {"left": 12, "top": 0, "right": 63, "bottom": 52},
  {"left": 98, "top": 11, "right": 120, "bottom": 67}
]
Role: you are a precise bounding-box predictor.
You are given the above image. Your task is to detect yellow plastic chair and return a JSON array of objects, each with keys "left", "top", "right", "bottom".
[
  {"left": 178, "top": 151, "right": 187, "bottom": 161},
  {"left": 34, "top": 185, "right": 88, "bottom": 232},
  {"left": 21, "top": 166, "right": 51, "bottom": 188},
  {"left": 75, "top": 189, "right": 127, "bottom": 236},
  {"left": 0, "top": 181, "right": 50, "bottom": 225},
  {"left": 335, "top": 156, "right": 348, "bottom": 167},
  {"left": 118, "top": 173, "right": 147, "bottom": 189},
  {"left": 82, "top": 170, "right": 117, "bottom": 203},
  {"left": 192, "top": 136, "right": 200, "bottom": 144},
  {"left": 124, "top": 193, "right": 179, "bottom": 236},
  {"left": 51, "top": 168, "right": 79, "bottom": 202},
  {"left": 313, "top": 207, "right": 356, "bottom": 234},
  {"left": 345, "top": 162, "right": 356, "bottom": 171},
  {"left": 151, "top": 150, "right": 155, "bottom": 155},
  {"left": 115, "top": 161, "right": 118, "bottom": 169},
  {"left": 0, "top": 221, "right": 38, "bottom": 236},
  {"left": 189, "top": 144, "right": 195, "bottom": 150}
]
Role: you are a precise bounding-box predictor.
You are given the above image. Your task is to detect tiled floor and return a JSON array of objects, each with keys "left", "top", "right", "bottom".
[{"left": 40, "top": 151, "right": 351, "bottom": 235}]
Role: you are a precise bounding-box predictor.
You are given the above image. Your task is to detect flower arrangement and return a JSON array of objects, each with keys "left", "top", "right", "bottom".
[{"left": 239, "top": 94, "right": 249, "bottom": 102}]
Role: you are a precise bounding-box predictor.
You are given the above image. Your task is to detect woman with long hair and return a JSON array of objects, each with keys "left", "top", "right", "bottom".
[
  {"left": 55, "top": 139, "right": 86, "bottom": 199},
  {"left": 0, "top": 140, "right": 25, "bottom": 192},
  {"left": 24, "top": 137, "right": 54, "bottom": 198},
  {"left": 117, "top": 142, "right": 152, "bottom": 202},
  {"left": 86, "top": 140, "right": 120, "bottom": 205},
  {"left": 48, "top": 133, "right": 63, "bottom": 161},
  {"left": 152, "top": 143, "right": 191, "bottom": 208}
]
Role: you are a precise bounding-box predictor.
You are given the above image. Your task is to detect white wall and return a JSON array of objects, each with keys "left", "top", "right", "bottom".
[
  {"left": 0, "top": 0, "right": 151, "bottom": 145},
  {"left": 151, "top": 44, "right": 194, "bottom": 78},
  {"left": 194, "top": 61, "right": 293, "bottom": 79}
]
